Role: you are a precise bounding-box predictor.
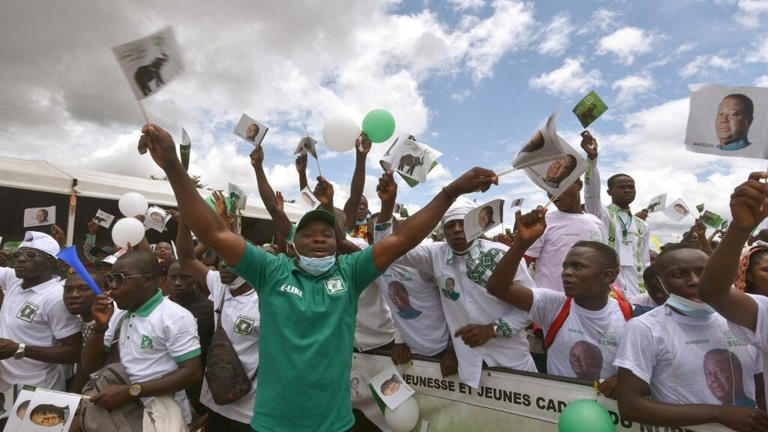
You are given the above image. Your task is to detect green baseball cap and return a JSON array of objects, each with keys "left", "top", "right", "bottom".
[{"left": 296, "top": 209, "right": 336, "bottom": 234}]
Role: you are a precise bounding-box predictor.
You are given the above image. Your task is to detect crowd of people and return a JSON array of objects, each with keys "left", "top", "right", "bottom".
[{"left": 2, "top": 122, "right": 768, "bottom": 432}]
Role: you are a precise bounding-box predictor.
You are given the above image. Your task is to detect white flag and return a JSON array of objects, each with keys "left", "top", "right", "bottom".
[
  {"left": 513, "top": 112, "right": 568, "bottom": 170},
  {"left": 664, "top": 198, "right": 692, "bottom": 222},
  {"left": 380, "top": 134, "right": 442, "bottom": 185},
  {"left": 112, "top": 26, "right": 184, "bottom": 100}
]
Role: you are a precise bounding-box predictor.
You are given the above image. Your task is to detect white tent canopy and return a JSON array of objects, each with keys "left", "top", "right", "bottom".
[{"left": 0, "top": 155, "right": 306, "bottom": 221}]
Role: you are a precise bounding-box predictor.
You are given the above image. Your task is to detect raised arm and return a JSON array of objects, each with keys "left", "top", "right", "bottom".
[
  {"left": 343, "top": 133, "right": 372, "bottom": 231},
  {"left": 372, "top": 167, "right": 498, "bottom": 271},
  {"left": 296, "top": 153, "right": 309, "bottom": 191},
  {"left": 377, "top": 171, "right": 397, "bottom": 223},
  {"left": 692, "top": 220, "right": 714, "bottom": 255},
  {"left": 699, "top": 172, "right": 768, "bottom": 331},
  {"left": 581, "top": 131, "right": 604, "bottom": 218},
  {"left": 313, "top": 176, "right": 361, "bottom": 255},
  {"left": 138, "top": 124, "right": 245, "bottom": 265},
  {"left": 616, "top": 368, "right": 768, "bottom": 430},
  {"left": 250, "top": 145, "right": 292, "bottom": 241},
  {"left": 174, "top": 214, "right": 210, "bottom": 287},
  {"left": 486, "top": 208, "right": 547, "bottom": 311}
]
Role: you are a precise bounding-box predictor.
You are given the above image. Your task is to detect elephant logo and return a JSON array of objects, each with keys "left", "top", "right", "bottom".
[
  {"left": 134, "top": 54, "right": 168, "bottom": 97},
  {"left": 397, "top": 153, "right": 424, "bottom": 176}
]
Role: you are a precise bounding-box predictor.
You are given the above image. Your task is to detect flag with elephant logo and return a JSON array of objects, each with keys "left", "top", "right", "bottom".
[
  {"left": 112, "top": 26, "right": 184, "bottom": 100},
  {"left": 380, "top": 133, "right": 442, "bottom": 187}
]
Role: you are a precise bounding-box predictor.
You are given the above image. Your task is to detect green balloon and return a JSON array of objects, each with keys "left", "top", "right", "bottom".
[
  {"left": 362, "top": 109, "right": 396, "bottom": 143},
  {"left": 558, "top": 400, "right": 614, "bottom": 432}
]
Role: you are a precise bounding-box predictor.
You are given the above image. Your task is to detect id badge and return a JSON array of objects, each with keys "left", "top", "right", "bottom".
[{"left": 619, "top": 239, "right": 634, "bottom": 265}]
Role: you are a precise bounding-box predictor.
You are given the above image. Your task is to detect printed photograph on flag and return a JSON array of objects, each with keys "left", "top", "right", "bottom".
[
  {"left": 112, "top": 26, "right": 183, "bottom": 100},
  {"left": 144, "top": 206, "right": 169, "bottom": 232},
  {"left": 463, "top": 199, "right": 504, "bottom": 241},
  {"left": 685, "top": 84, "right": 768, "bottom": 159},
  {"left": 646, "top": 193, "right": 667, "bottom": 213},
  {"left": 512, "top": 112, "right": 566, "bottom": 170},
  {"left": 572, "top": 90, "right": 608, "bottom": 128},
  {"left": 701, "top": 209, "right": 724, "bottom": 229},
  {"left": 523, "top": 137, "right": 587, "bottom": 199},
  {"left": 228, "top": 182, "right": 248, "bottom": 211},
  {"left": 234, "top": 113, "right": 269, "bottom": 147},
  {"left": 294, "top": 136, "right": 318, "bottom": 159},
  {"left": 664, "top": 198, "right": 692, "bottom": 221},
  {"left": 380, "top": 134, "right": 442, "bottom": 185},
  {"left": 510, "top": 198, "right": 525, "bottom": 208},
  {"left": 94, "top": 209, "right": 115, "bottom": 229},
  {"left": 23, "top": 206, "right": 56, "bottom": 228},
  {"left": 369, "top": 366, "right": 414, "bottom": 410}
]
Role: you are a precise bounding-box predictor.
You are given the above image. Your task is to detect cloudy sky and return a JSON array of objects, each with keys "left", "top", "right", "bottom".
[{"left": 2, "top": 0, "right": 768, "bottom": 242}]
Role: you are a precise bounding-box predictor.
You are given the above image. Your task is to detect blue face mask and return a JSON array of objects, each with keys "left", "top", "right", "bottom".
[
  {"left": 665, "top": 294, "right": 715, "bottom": 317},
  {"left": 298, "top": 254, "right": 336, "bottom": 276}
]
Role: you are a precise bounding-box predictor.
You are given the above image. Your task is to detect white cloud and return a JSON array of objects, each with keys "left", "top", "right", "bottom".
[
  {"left": 612, "top": 73, "right": 654, "bottom": 104},
  {"left": 529, "top": 57, "right": 602, "bottom": 96},
  {"left": 678, "top": 54, "right": 735, "bottom": 78},
  {"left": 597, "top": 26, "right": 655, "bottom": 65},
  {"left": 675, "top": 42, "right": 695, "bottom": 55},
  {"left": 755, "top": 74, "right": 768, "bottom": 86},
  {"left": 747, "top": 36, "right": 768, "bottom": 63},
  {"left": 735, "top": 0, "right": 768, "bottom": 27},
  {"left": 450, "top": 89, "right": 471, "bottom": 102},
  {"left": 576, "top": 8, "right": 620, "bottom": 36},
  {"left": 537, "top": 13, "right": 573, "bottom": 56},
  {"left": 447, "top": 0, "right": 485, "bottom": 11}
]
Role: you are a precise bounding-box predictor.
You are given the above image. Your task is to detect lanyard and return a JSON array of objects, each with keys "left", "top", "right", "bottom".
[{"left": 616, "top": 210, "right": 631, "bottom": 239}]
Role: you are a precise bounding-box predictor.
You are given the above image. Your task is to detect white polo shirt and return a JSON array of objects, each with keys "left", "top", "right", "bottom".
[
  {"left": 103, "top": 289, "right": 201, "bottom": 423},
  {"left": 199, "top": 270, "right": 260, "bottom": 424},
  {"left": 0, "top": 268, "right": 81, "bottom": 392}
]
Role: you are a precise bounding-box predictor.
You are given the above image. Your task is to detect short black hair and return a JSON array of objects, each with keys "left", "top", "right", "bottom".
[
  {"left": 607, "top": 173, "right": 633, "bottom": 189},
  {"left": 724, "top": 93, "right": 754, "bottom": 118},
  {"left": 642, "top": 265, "right": 658, "bottom": 284},
  {"left": 572, "top": 240, "right": 619, "bottom": 269},
  {"left": 118, "top": 250, "right": 161, "bottom": 278},
  {"left": 66, "top": 267, "right": 105, "bottom": 286},
  {"left": 654, "top": 243, "right": 703, "bottom": 272}
]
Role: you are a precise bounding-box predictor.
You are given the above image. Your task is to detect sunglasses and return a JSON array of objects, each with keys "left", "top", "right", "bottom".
[
  {"left": 12, "top": 250, "right": 45, "bottom": 260},
  {"left": 105, "top": 273, "right": 149, "bottom": 286}
]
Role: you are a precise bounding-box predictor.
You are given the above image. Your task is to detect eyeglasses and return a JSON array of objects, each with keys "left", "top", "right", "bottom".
[
  {"left": 12, "top": 250, "right": 44, "bottom": 260},
  {"left": 105, "top": 273, "right": 149, "bottom": 286}
]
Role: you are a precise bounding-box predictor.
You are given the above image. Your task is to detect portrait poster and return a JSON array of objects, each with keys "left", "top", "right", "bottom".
[
  {"left": 112, "top": 26, "right": 183, "bottom": 100},
  {"left": 572, "top": 90, "right": 608, "bottom": 128},
  {"left": 369, "top": 366, "right": 415, "bottom": 410},
  {"left": 685, "top": 84, "right": 768, "bottom": 159},
  {"left": 228, "top": 182, "right": 248, "bottom": 212},
  {"left": 233, "top": 113, "right": 269, "bottom": 147},
  {"left": 463, "top": 199, "right": 504, "bottom": 241},
  {"left": 380, "top": 134, "right": 442, "bottom": 185},
  {"left": 23, "top": 206, "right": 55, "bottom": 228},
  {"left": 646, "top": 193, "right": 667, "bottom": 213},
  {"left": 294, "top": 136, "right": 318, "bottom": 159},
  {"left": 509, "top": 198, "right": 525, "bottom": 208},
  {"left": 512, "top": 112, "right": 567, "bottom": 170},
  {"left": 299, "top": 187, "right": 320, "bottom": 210},
  {"left": 144, "top": 206, "right": 169, "bottom": 232},
  {"left": 523, "top": 137, "right": 587, "bottom": 199},
  {"left": 664, "top": 198, "right": 692, "bottom": 222},
  {"left": 11, "top": 388, "right": 81, "bottom": 432},
  {"left": 94, "top": 209, "right": 115, "bottom": 229}
]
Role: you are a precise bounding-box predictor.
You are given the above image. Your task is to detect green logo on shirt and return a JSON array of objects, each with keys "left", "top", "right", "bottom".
[
  {"left": 325, "top": 277, "right": 346, "bottom": 294},
  {"left": 234, "top": 316, "right": 255, "bottom": 335},
  {"left": 16, "top": 302, "right": 39, "bottom": 322},
  {"left": 140, "top": 335, "right": 153, "bottom": 349}
]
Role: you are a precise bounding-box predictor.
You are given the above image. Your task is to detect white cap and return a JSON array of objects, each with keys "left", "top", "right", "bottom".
[
  {"left": 20, "top": 231, "right": 60, "bottom": 258},
  {"left": 442, "top": 196, "right": 477, "bottom": 226}
]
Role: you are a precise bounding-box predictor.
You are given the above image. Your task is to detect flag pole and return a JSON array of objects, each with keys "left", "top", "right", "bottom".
[
  {"left": 496, "top": 167, "right": 517, "bottom": 177},
  {"left": 137, "top": 99, "right": 150, "bottom": 125}
]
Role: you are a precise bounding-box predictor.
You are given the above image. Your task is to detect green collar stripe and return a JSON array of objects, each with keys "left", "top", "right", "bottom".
[
  {"left": 133, "top": 289, "right": 164, "bottom": 317},
  {"left": 173, "top": 348, "right": 201, "bottom": 363}
]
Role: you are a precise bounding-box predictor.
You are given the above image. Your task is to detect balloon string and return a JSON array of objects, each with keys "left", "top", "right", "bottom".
[{"left": 315, "top": 157, "right": 322, "bottom": 178}]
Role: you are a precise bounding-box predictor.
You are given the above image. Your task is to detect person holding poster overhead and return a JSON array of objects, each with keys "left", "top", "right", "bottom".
[
  {"left": 582, "top": 131, "right": 650, "bottom": 297},
  {"left": 0, "top": 232, "right": 82, "bottom": 394},
  {"left": 136, "top": 123, "right": 499, "bottom": 432}
]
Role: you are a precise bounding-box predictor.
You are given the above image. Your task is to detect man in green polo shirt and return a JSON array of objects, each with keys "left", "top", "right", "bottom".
[{"left": 137, "top": 124, "right": 498, "bottom": 432}]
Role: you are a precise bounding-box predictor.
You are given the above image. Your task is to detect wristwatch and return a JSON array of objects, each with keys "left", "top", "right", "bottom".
[
  {"left": 128, "top": 383, "right": 143, "bottom": 398},
  {"left": 13, "top": 343, "right": 25, "bottom": 360}
]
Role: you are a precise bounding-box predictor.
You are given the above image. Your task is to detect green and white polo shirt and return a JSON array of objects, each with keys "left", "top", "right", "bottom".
[{"left": 232, "top": 242, "right": 383, "bottom": 432}]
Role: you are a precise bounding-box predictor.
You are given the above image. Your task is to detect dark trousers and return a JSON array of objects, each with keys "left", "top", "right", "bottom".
[{"left": 206, "top": 410, "right": 252, "bottom": 432}]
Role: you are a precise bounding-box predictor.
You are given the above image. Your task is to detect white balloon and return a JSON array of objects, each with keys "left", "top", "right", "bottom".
[
  {"left": 112, "top": 218, "right": 145, "bottom": 248},
  {"left": 322, "top": 116, "right": 360, "bottom": 152},
  {"left": 384, "top": 397, "right": 419, "bottom": 432},
  {"left": 118, "top": 192, "right": 149, "bottom": 217}
]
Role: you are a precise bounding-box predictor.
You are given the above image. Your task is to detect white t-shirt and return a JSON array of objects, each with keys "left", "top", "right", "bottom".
[
  {"left": 199, "top": 270, "right": 260, "bottom": 424},
  {"left": 348, "top": 237, "right": 395, "bottom": 351},
  {"left": 375, "top": 262, "right": 449, "bottom": 356},
  {"left": 629, "top": 292, "right": 658, "bottom": 308},
  {"left": 726, "top": 294, "right": 768, "bottom": 407},
  {"left": 104, "top": 289, "right": 201, "bottom": 424},
  {"left": 526, "top": 211, "right": 605, "bottom": 292},
  {"left": 615, "top": 306, "right": 763, "bottom": 406},
  {"left": 529, "top": 289, "right": 627, "bottom": 380},
  {"left": 0, "top": 269, "right": 81, "bottom": 392}
]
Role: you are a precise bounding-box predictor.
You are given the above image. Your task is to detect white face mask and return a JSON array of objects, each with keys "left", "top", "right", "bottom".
[
  {"left": 297, "top": 254, "right": 336, "bottom": 276},
  {"left": 657, "top": 277, "right": 715, "bottom": 317}
]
